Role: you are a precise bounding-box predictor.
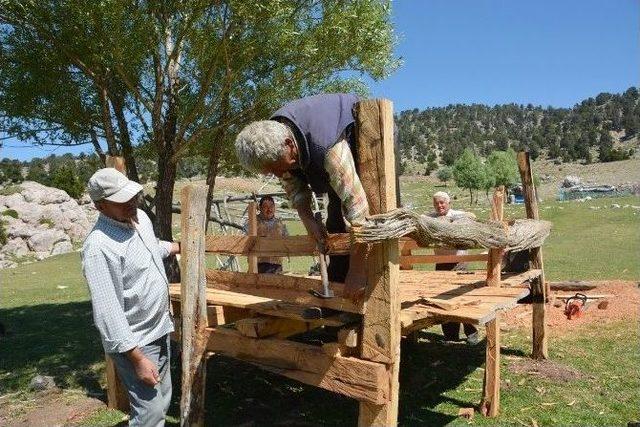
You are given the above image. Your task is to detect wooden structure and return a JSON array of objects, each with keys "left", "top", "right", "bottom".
[{"left": 162, "top": 100, "right": 548, "bottom": 425}]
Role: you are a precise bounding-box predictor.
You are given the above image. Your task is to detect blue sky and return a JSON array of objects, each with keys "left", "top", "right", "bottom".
[{"left": 2, "top": 0, "right": 639, "bottom": 160}]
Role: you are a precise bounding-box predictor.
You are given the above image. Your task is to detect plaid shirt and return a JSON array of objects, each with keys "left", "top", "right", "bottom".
[
  {"left": 281, "top": 138, "right": 369, "bottom": 226},
  {"left": 81, "top": 209, "right": 174, "bottom": 354}
]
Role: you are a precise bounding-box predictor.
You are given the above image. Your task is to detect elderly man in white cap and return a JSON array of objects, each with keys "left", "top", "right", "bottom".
[
  {"left": 430, "top": 191, "right": 480, "bottom": 345},
  {"left": 82, "top": 168, "right": 179, "bottom": 426}
]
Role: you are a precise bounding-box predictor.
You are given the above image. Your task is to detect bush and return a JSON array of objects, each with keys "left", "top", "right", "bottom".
[
  {"left": 39, "top": 218, "right": 54, "bottom": 228},
  {"left": 1, "top": 209, "right": 19, "bottom": 219},
  {"left": 51, "top": 165, "right": 85, "bottom": 199},
  {"left": 0, "top": 220, "right": 7, "bottom": 246}
]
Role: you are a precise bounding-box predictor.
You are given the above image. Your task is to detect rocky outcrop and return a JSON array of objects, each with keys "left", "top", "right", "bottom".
[{"left": 0, "top": 181, "right": 96, "bottom": 268}]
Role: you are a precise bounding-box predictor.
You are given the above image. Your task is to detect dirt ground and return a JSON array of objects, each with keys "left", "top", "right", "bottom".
[
  {"left": 3, "top": 281, "right": 637, "bottom": 426},
  {"left": 501, "top": 280, "right": 640, "bottom": 333}
]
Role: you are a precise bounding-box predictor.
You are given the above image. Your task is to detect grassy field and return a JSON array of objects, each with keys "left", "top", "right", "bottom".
[{"left": 1, "top": 188, "right": 639, "bottom": 425}]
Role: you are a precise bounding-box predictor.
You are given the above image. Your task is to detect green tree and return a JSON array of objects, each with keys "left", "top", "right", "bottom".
[
  {"left": 0, "top": 0, "right": 398, "bottom": 240},
  {"left": 26, "top": 160, "right": 49, "bottom": 184},
  {"left": 486, "top": 149, "right": 519, "bottom": 191},
  {"left": 0, "top": 159, "right": 24, "bottom": 184},
  {"left": 453, "top": 149, "right": 484, "bottom": 204},
  {"left": 50, "top": 164, "right": 84, "bottom": 199},
  {"left": 436, "top": 166, "right": 452, "bottom": 186}
]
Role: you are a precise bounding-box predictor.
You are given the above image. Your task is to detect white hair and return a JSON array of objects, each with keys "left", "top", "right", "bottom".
[
  {"left": 235, "top": 120, "right": 291, "bottom": 172},
  {"left": 432, "top": 191, "right": 450, "bottom": 203}
]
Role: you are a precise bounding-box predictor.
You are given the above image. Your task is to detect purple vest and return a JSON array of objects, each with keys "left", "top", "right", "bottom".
[{"left": 271, "top": 93, "right": 359, "bottom": 194}]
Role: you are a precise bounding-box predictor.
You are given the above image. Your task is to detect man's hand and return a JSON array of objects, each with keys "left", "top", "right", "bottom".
[{"left": 126, "top": 347, "right": 160, "bottom": 387}]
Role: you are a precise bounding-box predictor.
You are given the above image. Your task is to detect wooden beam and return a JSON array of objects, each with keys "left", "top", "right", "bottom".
[
  {"left": 169, "top": 285, "right": 346, "bottom": 326},
  {"left": 206, "top": 327, "right": 389, "bottom": 404},
  {"left": 355, "top": 98, "right": 401, "bottom": 426},
  {"left": 482, "top": 186, "right": 504, "bottom": 417},
  {"left": 205, "top": 233, "right": 351, "bottom": 256},
  {"left": 401, "top": 253, "right": 489, "bottom": 265},
  {"left": 235, "top": 316, "right": 322, "bottom": 338},
  {"left": 206, "top": 270, "right": 364, "bottom": 314},
  {"left": 105, "top": 355, "right": 129, "bottom": 412},
  {"left": 179, "top": 185, "right": 209, "bottom": 426},
  {"left": 247, "top": 202, "right": 258, "bottom": 273},
  {"left": 517, "top": 152, "right": 548, "bottom": 360}
]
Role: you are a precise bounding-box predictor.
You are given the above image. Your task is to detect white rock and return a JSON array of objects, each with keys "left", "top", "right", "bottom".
[
  {"left": 611, "top": 204, "right": 621, "bottom": 209},
  {"left": 21, "top": 181, "right": 71, "bottom": 204},
  {"left": 6, "top": 219, "right": 38, "bottom": 238},
  {"left": 0, "top": 237, "right": 29, "bottom": 257},
  {"left": 51, "top": 240, "right": 73, "bottom": 256},
  {"left": 27, "top": 229, "right": 68, "bottom": 253},
  {"left": 0, "top": 259, "right": 17, "bottom": 269}
]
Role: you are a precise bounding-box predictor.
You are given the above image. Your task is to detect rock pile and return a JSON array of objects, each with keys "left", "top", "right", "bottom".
[{"left": 0, "top": 181, "right": 96, "bottom": 268}]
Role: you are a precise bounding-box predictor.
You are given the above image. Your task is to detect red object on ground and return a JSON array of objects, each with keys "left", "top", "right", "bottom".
[{"left": 564, "top": 293, "right": 587, "bottom": 319}]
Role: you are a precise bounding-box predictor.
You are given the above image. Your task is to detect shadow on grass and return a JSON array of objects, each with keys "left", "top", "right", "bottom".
[
  {"left": 1, "top": 303, "right": 489, "bottom": 426},
  {"left": 0, "top": 301, "right": 105, "bottom": 398},
  {"left": 169, "top": 329, "right": 487, "bottom": 426}
]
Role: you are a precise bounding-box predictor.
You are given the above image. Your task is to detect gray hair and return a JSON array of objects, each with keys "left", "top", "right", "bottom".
[
  {"left": 432, "top": 191, "right": 450, "bottom": 203},
  {"left": 235, "top": 120, "right": 291, "bottom": 172}
]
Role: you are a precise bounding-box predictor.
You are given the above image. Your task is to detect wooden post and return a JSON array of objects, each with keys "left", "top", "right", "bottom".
[
  {"left": 105, "top": 356, "right": 129, "bottom": 412},
  {"left": 516, "top": 152, "right": 548, "bottom": 360},
  {"left": 355, "top": 99, "right": 401, "bottom": 426},
  {"left": 481, "top": 186, "right": 504, "bottom": 417},
  {"left": 180, "top": 185, "right": 209, "bottom": 426},
  {"left": 247, "top": 202, "right": 258, "bottom": 273}
]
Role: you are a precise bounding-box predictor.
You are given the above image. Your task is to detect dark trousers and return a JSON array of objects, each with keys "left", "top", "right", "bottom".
[
  {"left": 326, "top": 189, "right": 349, "bottom": 282},
  {"left": 435, "top": 263, "right": 478, "bottom": 340},
  {"left": 257, "top": 262, "right": 282, "bottom": 274}
]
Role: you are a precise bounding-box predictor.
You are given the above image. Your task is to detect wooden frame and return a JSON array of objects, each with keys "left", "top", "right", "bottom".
[{"left": 170, "top": 99, "right": 548, "bottom": 426}]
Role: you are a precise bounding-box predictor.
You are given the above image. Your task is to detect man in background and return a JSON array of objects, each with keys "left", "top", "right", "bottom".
[
  {"left": 430, "top": 191, "right": 480, "bottom": 344},
  {"left": 82, "top": 168, "right": 179, "bottom": 426},
  {"left": 244, "top": 195, "right": 289, "bottom": 274}
]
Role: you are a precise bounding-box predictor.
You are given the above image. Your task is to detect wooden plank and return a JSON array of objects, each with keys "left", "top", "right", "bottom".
[
  {"left": 205, "top": 233, "right": 351, "bottom": 256},
  {"left": 486, "top": 186, "right": 505, "bottom": 287},
  {"left": 355, "top": 98, "right": 401, "bottom": 426},
  {"left": 517, "top": 151, "right": 548, "bottom": 360},
  {"left": 501, "top": 269, "right": 542, "bottom": 286},
  {"left": 206, "top": 327, "right": 389, "bottom": 404},
  {"left": 400, "top": 253, "right": 489, "bottom": 265},
  {"left": 235, "top": 316, "right": 321, "bottom": 338},
  {"left": 400, "top": 245, "right": 413, "bottom": 270},
  {"left": 179, "top": 185, "right": 209, "bottom": 426},
  {"left": 247, "top": 202, "right": 258, "bottom": 273},
  {"left": 206, "top": 270, "right": 364, "bottom": 314},
  {"left": 169, "top": 285, "right": 345, "bottom": 327},
  {"left": 105, "top": 355, "right": 129, "bottom": 411}
]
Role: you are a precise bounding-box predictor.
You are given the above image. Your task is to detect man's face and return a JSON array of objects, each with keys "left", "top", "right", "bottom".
[
  {"left": 96, "top": 194, "right": 140, "bottom": 223},
  {"left": 433, "top": 197, "right": 450, "bottom": 216},
  {"left": 259, "top": 199, "right": 275, "bottom": 220},
  {"left": 261, "top": 138, "right": 297, "bottom": 178}
]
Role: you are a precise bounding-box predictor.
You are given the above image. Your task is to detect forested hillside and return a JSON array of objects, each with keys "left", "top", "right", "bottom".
[{"left": 396, "top": 87, "right": 639, "bottom": 174}]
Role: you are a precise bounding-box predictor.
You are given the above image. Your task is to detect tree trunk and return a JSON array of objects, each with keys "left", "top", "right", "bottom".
[
  {"left": 205, "top": 142, "right": 224, "bottom": 232},
  {"left": 469, "top": 188, "right": 473, "bottom": 205}
]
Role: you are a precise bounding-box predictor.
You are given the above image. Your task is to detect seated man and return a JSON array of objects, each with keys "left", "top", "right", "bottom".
[
  {"left": 235, "top": 93, "right": 369, "bottom": 299},
  {"left": 430, "top": 191, "right": 480, "bottom": 344},
  {"left": 244, "top": 195, "right": 289, "bottom": 274}
]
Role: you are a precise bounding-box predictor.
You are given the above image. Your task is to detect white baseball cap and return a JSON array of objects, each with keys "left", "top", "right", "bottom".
[{"left": 88, "top": 168, "right": 143, "bottom": 203}]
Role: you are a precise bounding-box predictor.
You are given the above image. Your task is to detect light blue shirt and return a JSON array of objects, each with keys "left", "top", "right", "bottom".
[{"left": 82, "top": 209, "right": 174, "bottom": 353}]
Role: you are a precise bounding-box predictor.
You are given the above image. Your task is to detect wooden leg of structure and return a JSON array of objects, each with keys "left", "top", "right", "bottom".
[
  {"left": 482, "top": 186, "right": 504, "bottom": 416},
  {"left": 481, "top": 315, "right": 500, "bottom": 417},
  {"left": 355, "top": 99, "right": 401, "bottom": 426},
  {"left": 180, "top": 185, "right": 210, "bottom": 426},
  {"left": 517, "top": 152, "right": 548, "bottom": 360},
  {"left": 105, "top": 354, "right": 129, "bottom": 412}
]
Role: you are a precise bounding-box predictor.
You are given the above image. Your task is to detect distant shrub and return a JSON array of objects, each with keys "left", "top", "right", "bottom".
[
  {"left": 51, "top": 165, "right": 84, "bottom": 199},
  {"left": 1, "top": 209, "right": 19, "bottom": 219},
  {"left": 0, "top": 220, "right": 7, "bottom": 246},
  {"left": 0, "top": 185, "right": 22, "bottom": 196},
  {"left": 39, "top": 218, "right": 54, "bottom": 228}
]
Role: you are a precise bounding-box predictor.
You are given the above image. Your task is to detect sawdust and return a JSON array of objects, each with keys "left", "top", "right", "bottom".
[
  {"left": 508, "top": 359, "right": 588, "bottom": 382},
  {"left": 502, "top": 281, "right": 640, "bottom": 334}
]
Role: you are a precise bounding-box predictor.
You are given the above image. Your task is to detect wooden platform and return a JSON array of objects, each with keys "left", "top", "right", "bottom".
[{"left": 169, "top": 268, "right": 534, "bottom": 335}]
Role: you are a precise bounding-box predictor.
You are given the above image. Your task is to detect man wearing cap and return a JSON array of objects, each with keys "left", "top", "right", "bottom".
[
  {"left": 82, "top": 168, "right": 178, "bottom": 426},
  {"left": 430, "top": 191, "right": 480, "bottom": 344}
]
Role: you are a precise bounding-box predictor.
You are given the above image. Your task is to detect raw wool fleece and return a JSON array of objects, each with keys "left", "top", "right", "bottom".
[{"left": 352, "top": 208, "right": 552, "bottom": 252}]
